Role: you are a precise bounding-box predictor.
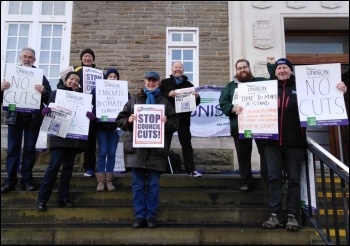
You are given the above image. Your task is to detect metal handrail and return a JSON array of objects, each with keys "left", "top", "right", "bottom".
[{"left": 303, "top": 136, "right": 349, "bottom": 245}]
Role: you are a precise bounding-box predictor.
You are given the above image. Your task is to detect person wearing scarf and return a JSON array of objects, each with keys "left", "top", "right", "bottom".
[{"left": 116, "top": 71, "right": 178, "bottom": 229}]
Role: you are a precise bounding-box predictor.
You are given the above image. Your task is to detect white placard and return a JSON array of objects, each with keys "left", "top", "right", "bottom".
[
  {"left": 2, "top": 64, "right": 43, "bottom": 113},
  {"left": 295, "top": 63, "right": 348, "bottom": 127},
  {"left": 114, "top": 142, "right": 126, "bottom": 172},
  {"left": 133, "top": 104, "right": 165, "bottom": 148},
  {"left": 237, "top": 80, "right": 279, "bottom": 140},
  {"left": 95, "top": 79, "right": 129, "bottom": 121},
  {"left": 35, "top": 130, "right": 48, "bottom": 151},
  {"left": 174, "top": 87, "right": 197, "bottom": 113},
  {"left": 82, "top": 67, "right": 104, "bottom": 94},
  {"left": 54, "top": 89, "right": 92, "bottom": 140}
]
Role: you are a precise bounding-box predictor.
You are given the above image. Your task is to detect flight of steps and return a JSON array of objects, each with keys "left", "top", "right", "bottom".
[{"left": 1, "top": 172, "right": 317, "bottom": 245}]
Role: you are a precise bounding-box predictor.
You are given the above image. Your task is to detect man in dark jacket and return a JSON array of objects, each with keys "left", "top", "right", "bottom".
[
  {"left": 1, "top": 47, "right": 52, "bottom": 193},
  {"left": 57, "top": 48, "right": 101, "bottom": 177},
  {"left": 160, "top": 61, "right": 202, "bottom": 177},
  {"left": 219, "top": 58, "right": 270, "bottom": 193},
  {"left": 116, "top": 71, "right": 178, "bottom": 228}
]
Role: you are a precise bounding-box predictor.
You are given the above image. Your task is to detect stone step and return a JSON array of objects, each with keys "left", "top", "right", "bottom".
[{"left": 1, "top": 224, "right": 316, "bottom": 245}]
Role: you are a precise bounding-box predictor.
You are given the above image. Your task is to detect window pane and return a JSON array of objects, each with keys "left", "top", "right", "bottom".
[
  {"left": 50, "top": 65, "right": 60, "bottom": 77},
  {"left": 286, "top": 36, "right": 349, "bottom": 54},
  {"left": 172, "top": 50, "right": 181, "bottom": 60},
  {"left": 42, "top": 25, "right": 52, "bottom": 37},
  {"left": 41, "top": 38, "right": 51, "bottom": 50},
  {"left": 52, "top": 38, "right": 62, "bottom": 50},
  {"left": 42, "top": 1, "right": 53, "bottom": 15},
  {"left": 183, "top": 34, "right": 193, "bottom": 42},
  {"left": 39, "top": 65, "right": 49, "bottom": 77},
  {"left": 183, "top": 50, "right": 193, "bottom": 60},
  {"left": 54, "top": 1, "right": 66, "bottom": 15},
  {"left": 5, "top": 51, "right": 16, "bottom": 63},
  {"left": 18, "top": 37, "right": 29, "bottom": 49},
  {"left": 53, "top": 25, "right": 63, "bottom": 37},
  {"left": 19, "top": 25, "right": 29, "bottom": 36},
  {"left": 185, "top": 73, "right": 193, "bottom": 82},
  {"left": 40, "top": 51, "right": 50, "bottom": 63},
  {"left": 8, "top": 24, "right": 19, "bottom": 36},
  {"left": 7, "top": 38, "right": 17, "bottom": 49},
  {"left": 8, "top": 2, "right": 20, "bottom": 14},
  {"left": 183, "top": 62, "right": 193, "bottom": 72},
  {"left": 172, "top": 33, "right": 181, "bottom": 42},
  {"left": 21, "top": 1, "right": 33, "bottom": 15},
  {"left": 51, "top": 51, "right": 61, "bottom": 63}
]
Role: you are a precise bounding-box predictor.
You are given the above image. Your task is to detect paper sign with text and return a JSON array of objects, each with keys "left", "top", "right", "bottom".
[
  {"left": 82, "top": 67, "right": 104, "bottom": 94},
  {"left": 133, "top": 104, "right": 165, "bottom": 148},
  {"left": 95, "top": 79, "right": 129, "bottom": 122},
  {"left": 55, "top": 89, "right": 92, "bottom": 140},
  {"left": 295, "top": 63, "right": 348, "bottom": 127},
  {"left": 2, "top": 64, "right": 43, "bottom": 113},
  {"left": 174, "top": 87, "right": 197, "bottom": 113},
  {"left": 237, "top": 80, "right": 278, "bottom": 140}
]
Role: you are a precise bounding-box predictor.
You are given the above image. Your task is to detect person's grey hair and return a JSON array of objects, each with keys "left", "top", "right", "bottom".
[{"left": 21, "top": 47, "right": 36, "bottom": 57}]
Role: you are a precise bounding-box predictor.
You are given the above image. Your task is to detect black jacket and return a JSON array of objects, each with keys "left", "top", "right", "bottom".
[
  {"left": 47, "top": 86, "right": 88, "bottom": 152},
  {"left": 160, "top": 75, "right": 200, "bottom": 125},
  {"left": 116, "top": 89, "right": 178, "bottom": 172}
]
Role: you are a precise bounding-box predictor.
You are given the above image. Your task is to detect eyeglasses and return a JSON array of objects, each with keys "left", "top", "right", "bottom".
[{"left": 236, "top": 66, "right": 249, "bottom": 71}]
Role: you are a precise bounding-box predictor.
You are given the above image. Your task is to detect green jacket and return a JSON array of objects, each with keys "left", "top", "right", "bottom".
[{"left": 219, "top": 76, "right": 267, "bottom": 136}]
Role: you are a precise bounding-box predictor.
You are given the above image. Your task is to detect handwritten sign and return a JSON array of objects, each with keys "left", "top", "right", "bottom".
[
  {"left": 2, "top": 64, "right": 43, "bottom": 113},
  {"left": 95, "top": 79, "right": 129, "bottom": 122},
  {"left": 237, "top": 80, "right": 278, "bottom": 140},
  {"left": 133, "top": 104, "right": 164, "bottom": 148},
  {"left": 295, "top": 63, "right": 348, "bottom": 126},
  {"left": 55, "top": 89, "right": 92, "bottom": 140},
  {"left": 82, "top": 67, "right": 104, "bottom": 94}
]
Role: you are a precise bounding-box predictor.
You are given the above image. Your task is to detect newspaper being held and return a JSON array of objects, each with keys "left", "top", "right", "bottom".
[
  {"left": 174, "top": 87, "right": 197, "bottom": 113},
  {"left": 232, "top": 88, "right": 239, "bottom": 107},
  {"left": 40, "top": 103, "right": 74, "bottom": 138}
]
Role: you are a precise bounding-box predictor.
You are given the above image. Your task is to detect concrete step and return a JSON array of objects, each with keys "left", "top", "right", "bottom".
[{"left": 1, "top": 224, "right": 316, "bottom": 245}]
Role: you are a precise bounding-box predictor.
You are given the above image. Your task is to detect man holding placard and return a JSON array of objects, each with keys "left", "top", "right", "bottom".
[
  {"left": 160, "top": 61, "right": 202, "bottom": 177},
  {"left": 1, "top": 47, "right": 52, "bottom": 193}
]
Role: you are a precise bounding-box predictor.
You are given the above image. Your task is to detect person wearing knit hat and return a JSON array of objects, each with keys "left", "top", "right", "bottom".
[
  {"left": 105, "top": 68, "right": 120, "bottom": 80},
  {"left": 273, "top": 58, "right": 293, "bottom": 72},
  {"left": 80, "top": 48, "right": 95, "bottom": 61},
  {"left": 262, "top": 56, "right": 347, "bottom": 232},
  {"left": 56, "top": 48, "right": 101, "bottom": 178}
]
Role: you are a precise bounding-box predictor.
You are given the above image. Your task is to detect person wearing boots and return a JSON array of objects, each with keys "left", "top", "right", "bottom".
[{"left": 91, "top": 68, "right": 124, "bottom": 191}]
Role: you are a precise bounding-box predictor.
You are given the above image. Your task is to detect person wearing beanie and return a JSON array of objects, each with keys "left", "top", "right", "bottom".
[
  {"left": 105, "top": 68, "right": 120, "bottom": 80},
  {"left": 91, "top": 67, "right": 124, "bottom": 192},
  {"left": 36, "top": 71, "right": 94, "bottom": 211},
  {"left": 80, "top": 48, "right": 95, "bottom": 61},
  {"left": 262, "top": 57, "right": 348, "bottom": 232}
]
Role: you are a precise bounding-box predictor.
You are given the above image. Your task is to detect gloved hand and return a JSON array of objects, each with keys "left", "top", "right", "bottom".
[
  {"left": 86, "top": 111, "right": 96, "bottom": 121},
  {"left": 42, "top": 107, "right": 51, "bottom": 116}
]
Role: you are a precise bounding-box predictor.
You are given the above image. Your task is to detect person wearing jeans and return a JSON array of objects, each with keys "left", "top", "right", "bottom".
[{"left": 116, "top": 71, "right": 178, "bottom": 228}]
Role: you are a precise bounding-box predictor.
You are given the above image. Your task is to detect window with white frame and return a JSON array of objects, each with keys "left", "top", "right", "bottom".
[
  {"left": 166, "top": 28, "right": 199, "bottom": 86},
  {"left": 1, "top": 1, "right": 73, "bottom": 90}
]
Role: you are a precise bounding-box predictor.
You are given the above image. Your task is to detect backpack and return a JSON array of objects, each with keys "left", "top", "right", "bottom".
[{"left": 166, "top": 150, "right": 183, "bottom": 174}]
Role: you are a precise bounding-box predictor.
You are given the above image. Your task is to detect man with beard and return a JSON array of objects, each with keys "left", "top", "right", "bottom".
[{"left": 219, "top": 58, "right": 274, "bottom": 192}]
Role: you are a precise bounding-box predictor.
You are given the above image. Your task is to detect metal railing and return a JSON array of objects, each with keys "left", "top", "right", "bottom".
[{"left": 303, "top": 137, "right": 349, "bottom": 245}]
